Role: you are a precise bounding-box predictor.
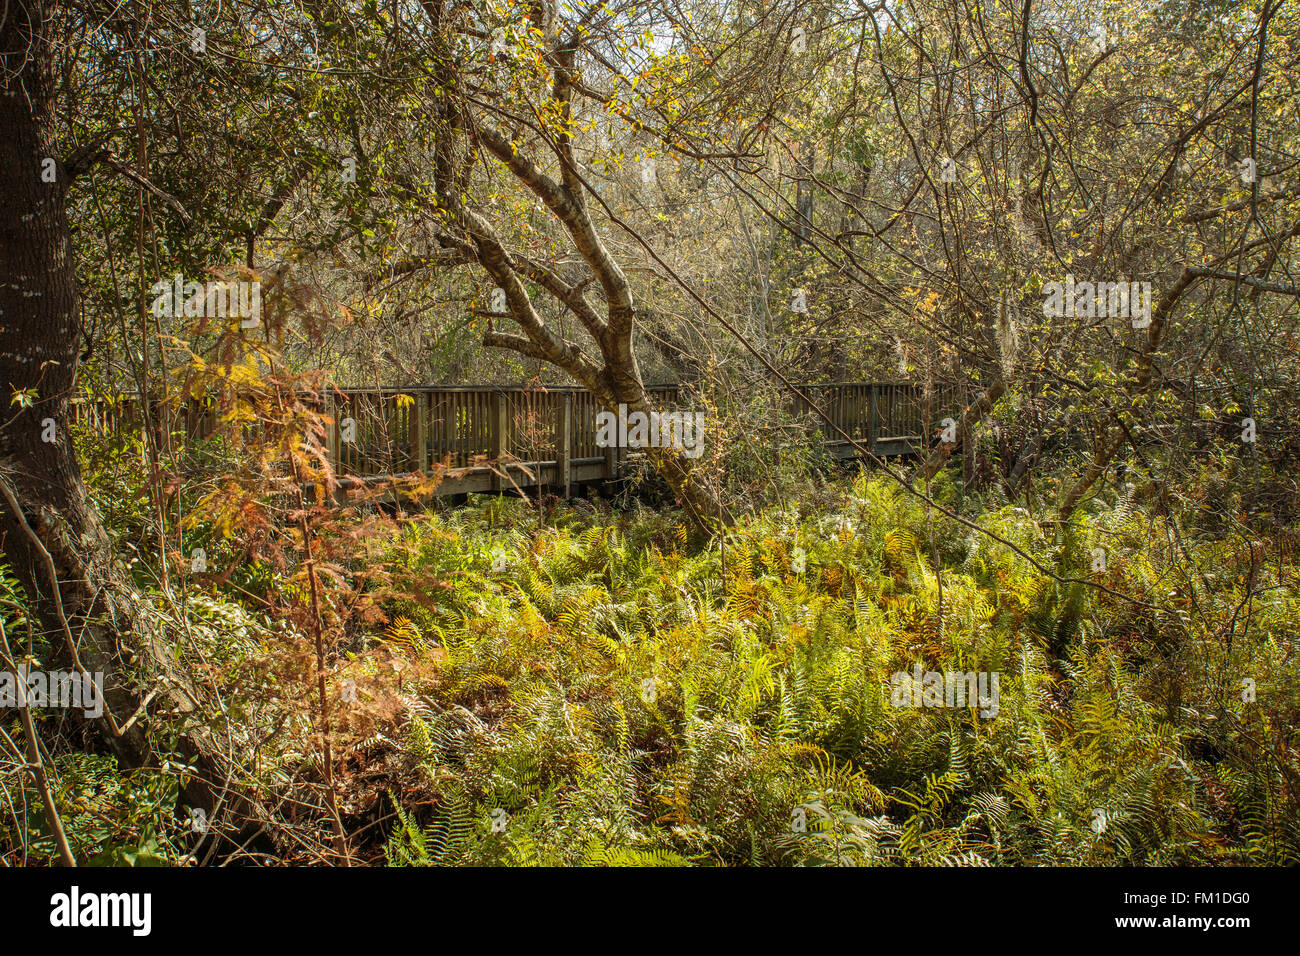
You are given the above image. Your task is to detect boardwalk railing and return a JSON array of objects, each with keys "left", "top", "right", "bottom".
[
  {"left": 791, "top": 382, "right": 943, "bottom": 457},
  {"left": 73, "top": 382, "right": 950, "bottom": 496}
]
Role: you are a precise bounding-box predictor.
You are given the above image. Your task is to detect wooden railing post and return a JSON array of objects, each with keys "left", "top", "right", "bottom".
[
  {"left": 868, "top": 385, "right": 878, "bottom": 452},
  {"left": 490, "top": 390, "right": 507, "bottom": 492},
  {"left": 411, "top": 392, "right": 429, "bottom": 474},
  {"left": 325, "top": 392, "right": 340, "bottom": 473},
  {"left": 556, "top": 393, "right": 572, "bottom": 498},
  {"left": 337, "top": 392, "right": 350, "bottom": 476},
  {"left": 602, "top": 405, "right": 617, "bottom": 480}
]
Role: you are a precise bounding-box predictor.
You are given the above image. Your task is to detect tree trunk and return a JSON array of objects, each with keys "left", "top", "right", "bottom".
[
  {"left": 613, "top": 391, "right": 732, "bottom": 532},
  {"left": 0, "top": 10, "right": 281, "bottom": 850},
  {"left": 0, "top": 0, "right": 150, "bottom": 766}
]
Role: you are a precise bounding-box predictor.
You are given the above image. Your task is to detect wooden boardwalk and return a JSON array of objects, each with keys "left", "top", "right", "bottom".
[{"left": 74, "top": 382, "right": 940, "bottom": 498}]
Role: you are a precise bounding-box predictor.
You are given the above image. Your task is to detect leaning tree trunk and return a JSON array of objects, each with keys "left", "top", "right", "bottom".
[
  {"left": 420, "top": 5, "right": 731, "bottom": 533},
  {"left": 915, "top": 378, "right": 1006, "bottom": 482},
  {"left": 0, "top": 0, "right": 151, "bottom": 767},
  {"left": 601, "top": 347, "right": 732, "bottom": 531}
]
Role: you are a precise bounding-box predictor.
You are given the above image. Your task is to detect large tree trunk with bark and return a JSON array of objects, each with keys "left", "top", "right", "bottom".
[
  {"left": 0, "top": 4, "right": 327, "bottom": 861},
  {"left": 0, "top": 11, "right": 284, "bottom": 852},
  {"left": 0, "top": 0, "right": 151, "bottom": 767}
]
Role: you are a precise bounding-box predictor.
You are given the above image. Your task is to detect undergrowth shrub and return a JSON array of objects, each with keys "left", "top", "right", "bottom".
[{"left": 360, "top": 476, "right": 1297, "bottom": 866}]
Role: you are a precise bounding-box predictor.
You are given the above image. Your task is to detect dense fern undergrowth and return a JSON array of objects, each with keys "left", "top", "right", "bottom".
[{"left": 4, "top": 470, "right": 1297, "bottom": 866}]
